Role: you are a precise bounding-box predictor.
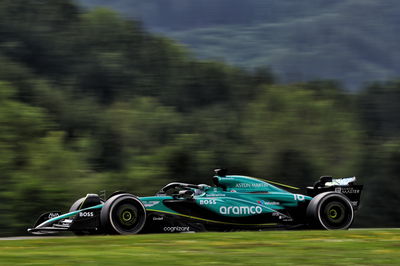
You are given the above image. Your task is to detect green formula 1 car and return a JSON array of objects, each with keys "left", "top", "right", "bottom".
[{"left": 28, "top": 169, "right": 363, "bottom": 235}]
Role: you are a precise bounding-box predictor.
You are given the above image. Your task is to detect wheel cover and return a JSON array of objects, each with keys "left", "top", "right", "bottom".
[
  {"left": 319, "top": 198, "right": 352, "bottom": 229},
  {"left": 108, "top": 197, "right": 146, "bottom": 234},
  {"left": 329, "top": 209, "right": 338, "bottom": 219},
  {"left": 325, "top": 202, "right": 345, "bottom": 224},
  {"left": 118, "top": 205, "right": 137, "bottom": 226}
]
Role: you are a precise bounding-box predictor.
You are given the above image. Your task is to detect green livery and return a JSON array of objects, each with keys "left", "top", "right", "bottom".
[{"left": 28, "top": 169, "right": 363, "bottom": 235}]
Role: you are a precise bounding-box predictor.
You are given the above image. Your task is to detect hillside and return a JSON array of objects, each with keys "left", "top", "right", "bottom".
[
  {"left": 79, "top": 0, "right": 347, "bottom": 30},
  {"left": 79, "top": 0, "right": 400, "bottom": 89}
]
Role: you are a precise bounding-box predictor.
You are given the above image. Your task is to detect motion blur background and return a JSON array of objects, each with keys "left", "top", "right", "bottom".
[{"left": 0, "top": 0, "right": 399, "bottom": 236}]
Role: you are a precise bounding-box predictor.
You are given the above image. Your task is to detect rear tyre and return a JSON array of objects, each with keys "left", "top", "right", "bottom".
[
  {"left": 100, "top": 194, "right": 146, "bottom": 235},
  {"left": 307, "top": 192, "right": 354, "bottom": 230}
]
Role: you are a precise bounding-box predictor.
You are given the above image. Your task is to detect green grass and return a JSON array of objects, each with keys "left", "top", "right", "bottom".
[{"left": 1, "top": 229, "right": 399, "bottom": 265}]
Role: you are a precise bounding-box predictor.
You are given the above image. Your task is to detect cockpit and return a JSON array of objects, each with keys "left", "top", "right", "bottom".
[{"left": 156, "top": 182, "right": 210, "bottom": 198}]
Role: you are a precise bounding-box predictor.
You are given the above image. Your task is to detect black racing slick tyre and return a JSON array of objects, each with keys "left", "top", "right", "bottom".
[
  {"left": 307, "top": 192, "right": 354, "bottom": 230},
  {"left": 69, "top": 197, "right": 102, "bottom": 236},
  {"left": 100, "top": 194, "right": 146, "bottom": 235},
  {"left": 69, "top": 197, "right": 90, "bottom": 236},
  {"left": 69, "top": 197, "right": 85, "bottom": 213}
]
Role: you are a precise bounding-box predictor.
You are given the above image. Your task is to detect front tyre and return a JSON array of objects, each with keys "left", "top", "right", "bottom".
[
  {"left": 69, "top": 197, "right": 103, "bottom": 236},
  {"left": 100, "top": 194, "right": 146, "bottom": 234},
  {"left": 307, "top": 192, "right": 354, "bottom": 230},
  {"left": 69, "top": 197, "right": 85, "bottom": 213},
  {"left": 69, "top": 197, "right": 92, "bottom": 236}
]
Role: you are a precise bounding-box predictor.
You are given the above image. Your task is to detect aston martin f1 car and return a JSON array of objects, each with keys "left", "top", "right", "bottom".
[{"left": 28, "top": 169, "right": 363, "bottom": 235}]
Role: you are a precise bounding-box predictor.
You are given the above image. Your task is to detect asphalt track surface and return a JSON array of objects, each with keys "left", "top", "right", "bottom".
[{"left": 1, "top": 228, "right": 398, "bottom": 240}]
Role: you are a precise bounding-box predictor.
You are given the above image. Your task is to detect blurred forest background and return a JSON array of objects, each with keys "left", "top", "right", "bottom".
[
  {"left": 0, "top": 0, "right": 399, "bottom": 236},
  {"left": 81, "top": 0, "right": 400, "bottom": 90}
]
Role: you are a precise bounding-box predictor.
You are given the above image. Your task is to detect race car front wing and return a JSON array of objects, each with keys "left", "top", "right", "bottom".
[{"left": 27, "top": 204, "right": 103, "bottom": 235}]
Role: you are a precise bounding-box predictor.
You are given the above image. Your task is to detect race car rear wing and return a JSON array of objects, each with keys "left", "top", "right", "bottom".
[{"left": 306, "top": 176, "right": 363, "bottom": 210}]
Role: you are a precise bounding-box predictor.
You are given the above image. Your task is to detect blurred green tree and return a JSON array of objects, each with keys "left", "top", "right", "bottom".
[
  {"left": 0, "top": 82, "right": 92, "bottom": 235},
  {"left": 358, "top": 81, "right": 400, "bottom": 138},
  {"left": 243, "top": 85, "right": 361, "bottom": 187}
]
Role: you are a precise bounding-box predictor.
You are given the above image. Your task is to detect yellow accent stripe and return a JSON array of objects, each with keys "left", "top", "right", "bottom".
[
  {"left": 249, "top": 176, "right": 300, "bottom": 190},
  {"left": 147, "top": 209, "right": 277, "bottom": 226}
]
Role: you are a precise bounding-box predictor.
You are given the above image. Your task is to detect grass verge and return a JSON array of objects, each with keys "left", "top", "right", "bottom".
[{"left": 0, "top": 229, "right": 399, "bottom": 265}]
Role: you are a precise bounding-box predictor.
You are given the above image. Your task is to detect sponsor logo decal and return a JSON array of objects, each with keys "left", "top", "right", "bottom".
[
  {"left": 219, "top": 206, "right": 263, "bottom": 215},
  {"left": 79, "top": 212, "right": 94, "bottom": 217},
  {"left": 340, "top": 187, "right": 360, "bottom": 194},
  {"left": 335, "top": 187, "right": 360, "bottom": 194},
  {"left": 207, "top": 193, "right": 226, "bottom": 197},
  {"left": 48, "top": 213, "right": 59, "bottom": 219},
  {"left": 258, "top": 200, "right": 280, "bottom": 205},
  {"left": 235, "top": 183, "right": 269, "bottom": 188},
  {"left": 199, "top": 199, "right": 217, "bottom": 205},
  {"left": 152, "top": 216, "right": 164, "bottom": 221},
  {"left": 163, "top": 226, "right": 190, "bottom": 232},
  {"left": 143, "top": 201, "right": 160, "bottom": 207}
]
